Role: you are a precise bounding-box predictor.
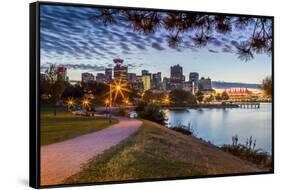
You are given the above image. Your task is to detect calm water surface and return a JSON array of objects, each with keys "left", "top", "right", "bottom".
[{"left": 165, "top": 103, "right": 272, "bottom": 153}]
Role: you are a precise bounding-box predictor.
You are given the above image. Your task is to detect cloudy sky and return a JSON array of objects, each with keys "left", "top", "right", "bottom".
[{"left": 40, "top": 4, "right": 272, "bottom": 84}]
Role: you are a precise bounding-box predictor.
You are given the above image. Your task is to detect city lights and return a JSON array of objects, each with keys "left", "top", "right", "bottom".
[
  {"left": 82, "top": 98, "right": 90, "bottom": 109},
  {"left": 163, "top": 96, "right": 170, "bottom": 105},
  {"left": 66, "top": 97, "right": 75, "bottom": 110},
  {"left": 110, "top": 79, "right": 131, "bottom": 105}
]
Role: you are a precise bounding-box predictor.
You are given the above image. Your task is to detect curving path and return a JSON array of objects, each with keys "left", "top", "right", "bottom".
[{"left": 40, "top": 117, "right": 142, "bottom": 186}]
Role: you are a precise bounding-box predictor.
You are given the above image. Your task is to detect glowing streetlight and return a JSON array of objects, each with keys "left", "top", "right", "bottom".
[
  {"left": 82, "top": 98, "right": 90, "bottom": 109},
  {"left": 109, "top": 79, "right": 131, "bottom": 106},
  {"left": 163, "top": 96, "right": 170, "bottom": 105},
  {"left": 66, "top": 97, "right": 75, "bottom": 110},
  {"left": 105, "top": 99, "right": 110, "bottom": 105},
  {"left": 124, "top": 98, "right": 129, "bottom": 105}
]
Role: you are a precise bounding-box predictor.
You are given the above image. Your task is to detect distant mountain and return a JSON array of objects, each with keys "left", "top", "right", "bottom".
[{"left": 212, "top": 81, "right": 261, "bottom": 89}]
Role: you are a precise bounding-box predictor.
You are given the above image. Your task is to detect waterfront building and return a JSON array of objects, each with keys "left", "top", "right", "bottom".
[
  {"left": 189, "top": 72, "right": 199, "bottom": 94},
  {"left": 224, "top": 88, "right": 251, "bottom": 96},
  {"left": 170, "top": 64, "right": 185, "bottom": 84},
  {"left": 189, "top": 72, "right": 199, "bottom": 82},
  {"left": 198, "top": 77, "right": 214, "bottom": 94}
]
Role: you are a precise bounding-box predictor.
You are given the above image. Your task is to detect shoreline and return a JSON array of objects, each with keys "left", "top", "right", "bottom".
[{"left": 166, "top": 102, "right": 272, "bottom": 110}]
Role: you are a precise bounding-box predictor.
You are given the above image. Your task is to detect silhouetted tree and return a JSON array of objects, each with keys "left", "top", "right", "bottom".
[
  {"left": 92, "top": 10, "right": 272, "bottom": 61},
  {"left": 196, "top": 91, "right": 204, "bottom": 103},
  {"left": 44, "top": 65, "right": 66, "bottom": 116},
  {"left": 62, "top": 83, "right": 83, "bottom": 99},
  {"left": 205, "top": 94, "right": 214, "bottom": 103},
  {"left": 262, "top": 76, "right": 272, "bottom": 97},
  {"left": 215, "top": 93, "right": 222, "bottom": 101},
  {"left": 221, "top": 91, "right": 230, "bottom": 101},
  {"left": 138, "top": 104, "right": 166, "bottom": 124},
  {"left": 170, "top": 89, "right": 197, "bottom": 106}
]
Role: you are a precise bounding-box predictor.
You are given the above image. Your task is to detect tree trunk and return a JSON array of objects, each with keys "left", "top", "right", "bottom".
[{"left": 54, "top": 103, "right": 57, "bottom": 116}]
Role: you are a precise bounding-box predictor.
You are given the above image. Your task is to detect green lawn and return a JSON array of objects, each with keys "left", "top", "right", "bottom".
[
  {"left": 64, "top": 120, "right": 204, "bottom": 184},
  {"left": 41, "top": 107, "right": 118, "bottom": 146}
]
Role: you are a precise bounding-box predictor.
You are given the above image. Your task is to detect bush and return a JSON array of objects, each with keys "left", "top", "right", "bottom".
[
  {"left": 117, "top": 107, "right": 128, "bottom": 116},
  {"left": 138, "top": 104, "right": 166, "bottom": 125},
  {"left": 221, "top": 135, "right": 272, "bottom": 168},
  {"left": 135, "top": 101, "right": 147, "bottom": 112}
]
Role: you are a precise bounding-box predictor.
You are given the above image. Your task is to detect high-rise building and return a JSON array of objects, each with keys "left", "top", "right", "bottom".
[
  {"left": 142, "top": 75, "right": 151, "bottom": 91},
  {"left": 183, "top": 81, "right": 193, "bottom": 92},
  {"left": 113, "top": 57, "right": 128, "bottom": 81},
  {"left": 141, "top": 70, "right": 150, "bottom": 76},
  {"left": 198, "top": 77, "right": 213, "bottom": 91},
  {"left": 96, "top": 73, "right": 106, "bottom": 83},
  {"left": 170, "top": 64, "right": 185, "bottom": 84},
  {"left": 162, "top": 77, "right": 170, "bottom": 91},
  {"left": 129, "top": 75, "right": 144, "bottom": 91},
  {"left": 189, "top": 72, "right": 199, "bottom": 82},
  {"left": 55, "top": 65, "right": 67, "bottom": 81},
  {"left": 152, "top": 72, "right": 162, "bottom": 89},
  {"left": 81, "top": 72, "right": 95, "bottom": 83},
  {"left": 189, "top": 72, "right": 199, "bottom": 94},
  {"left": 128, "top": 73, "right": 137, "bottom": 82},
  {"left": 105, "top": 68, "right": 113, "bottom": 81}
]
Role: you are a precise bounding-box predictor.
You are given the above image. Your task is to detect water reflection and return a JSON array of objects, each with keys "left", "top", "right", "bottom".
[{"left": 165, "top": 103, "right": 272, "bottom": 153}]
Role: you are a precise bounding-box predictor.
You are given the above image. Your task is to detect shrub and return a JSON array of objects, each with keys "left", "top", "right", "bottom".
[
  {"left": 138, "top": 103, "right": 166, "bottom": 125},
  {"left": 221, "top": 135, "right": 272, "bottom": 168},
  {"left": 116, "top": 106, "right": 128, "bottom": 116}
]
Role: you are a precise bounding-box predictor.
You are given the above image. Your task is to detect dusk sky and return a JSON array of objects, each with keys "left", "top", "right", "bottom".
[{"left": 40, "top": 5, "right": 272, "bottom": 84}]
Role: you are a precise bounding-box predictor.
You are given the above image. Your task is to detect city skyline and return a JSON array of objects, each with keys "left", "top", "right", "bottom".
[{"left": 40, "top": 5, "right": 272, "bottom": 84}]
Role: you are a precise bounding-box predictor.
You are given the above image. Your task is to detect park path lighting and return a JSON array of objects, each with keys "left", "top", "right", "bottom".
[
  {"left": 82, "top": 98, "right": 91, "bottom": 110},
  {"left": 110, "top": 79, "right": 130, "bottom": 105},
  {"left": 66, "top": 97, "right": 75, "bottom": 111},
  {"left": 124, "top": 98, "right": 129, "bottom": 105},
  {"left": 105, "top": 99, "right": 110, "bottom": 105},
  {"left": 107, "top": 79, "right": 131, "bottom": 122},
  {"left": 163, "top": 96, "right": 170, "bottom": 106}
]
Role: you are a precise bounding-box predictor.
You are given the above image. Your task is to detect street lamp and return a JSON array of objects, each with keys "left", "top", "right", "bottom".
[
  {"left": 163, "top": 96, "right": 170, "bottom": 106},
  {"left": 105, "top": 99, "right": 110, "bottom": 105},
  {"left": 82, "top": 98, "right": 90, "bottom": 110},
  {"left": 66, "top": 97, "right": 75, "bottom": 111},
  {"left": 116, "top": 85, "right": 121, "bottom": 91}
]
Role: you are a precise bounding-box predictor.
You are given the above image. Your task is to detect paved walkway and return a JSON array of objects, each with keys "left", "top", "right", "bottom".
[{"left": 40, "top": 117, "right": 142, "bottom": 186}]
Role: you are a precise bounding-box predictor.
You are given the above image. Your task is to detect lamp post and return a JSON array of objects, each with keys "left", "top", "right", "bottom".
[{"left": 109, "top": 84, "right": 112, "bottom": 123}]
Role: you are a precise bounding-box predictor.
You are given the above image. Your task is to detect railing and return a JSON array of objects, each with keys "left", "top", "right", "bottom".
[{"left": 234, "top": 102, "right": 260, "bottom": 109}]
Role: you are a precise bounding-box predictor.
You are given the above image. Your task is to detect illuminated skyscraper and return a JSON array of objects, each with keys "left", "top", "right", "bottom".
[
  {"left": 170, "top": 64, "right": 185, "bottom": 84},
  {"left": 105, "top": 68, "right": 113, "bottom": 81},
  {"left": 113, "top": 57, "right": 128, "bottom": 81},
  {"left": 142, "top": 75, "right": 151, "bottom": 91}
]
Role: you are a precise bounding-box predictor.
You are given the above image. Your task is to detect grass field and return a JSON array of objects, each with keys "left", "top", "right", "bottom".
[
  {"left": 40, "top": 106, "right": 118, "bottom": 146},
  {"left": 64, "top": 120, "right": 260, "bottom": 184},
  {"left": 64, "top": 120, "right": 202, "bottom": 184}
]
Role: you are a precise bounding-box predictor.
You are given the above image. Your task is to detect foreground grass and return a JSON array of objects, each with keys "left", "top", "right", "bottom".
[
  {"left": 41, "top": 107, "right": 118, "bottom": 146},
  {"left": 64, "top": 120, "right": 260, "bottom": 184}
]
